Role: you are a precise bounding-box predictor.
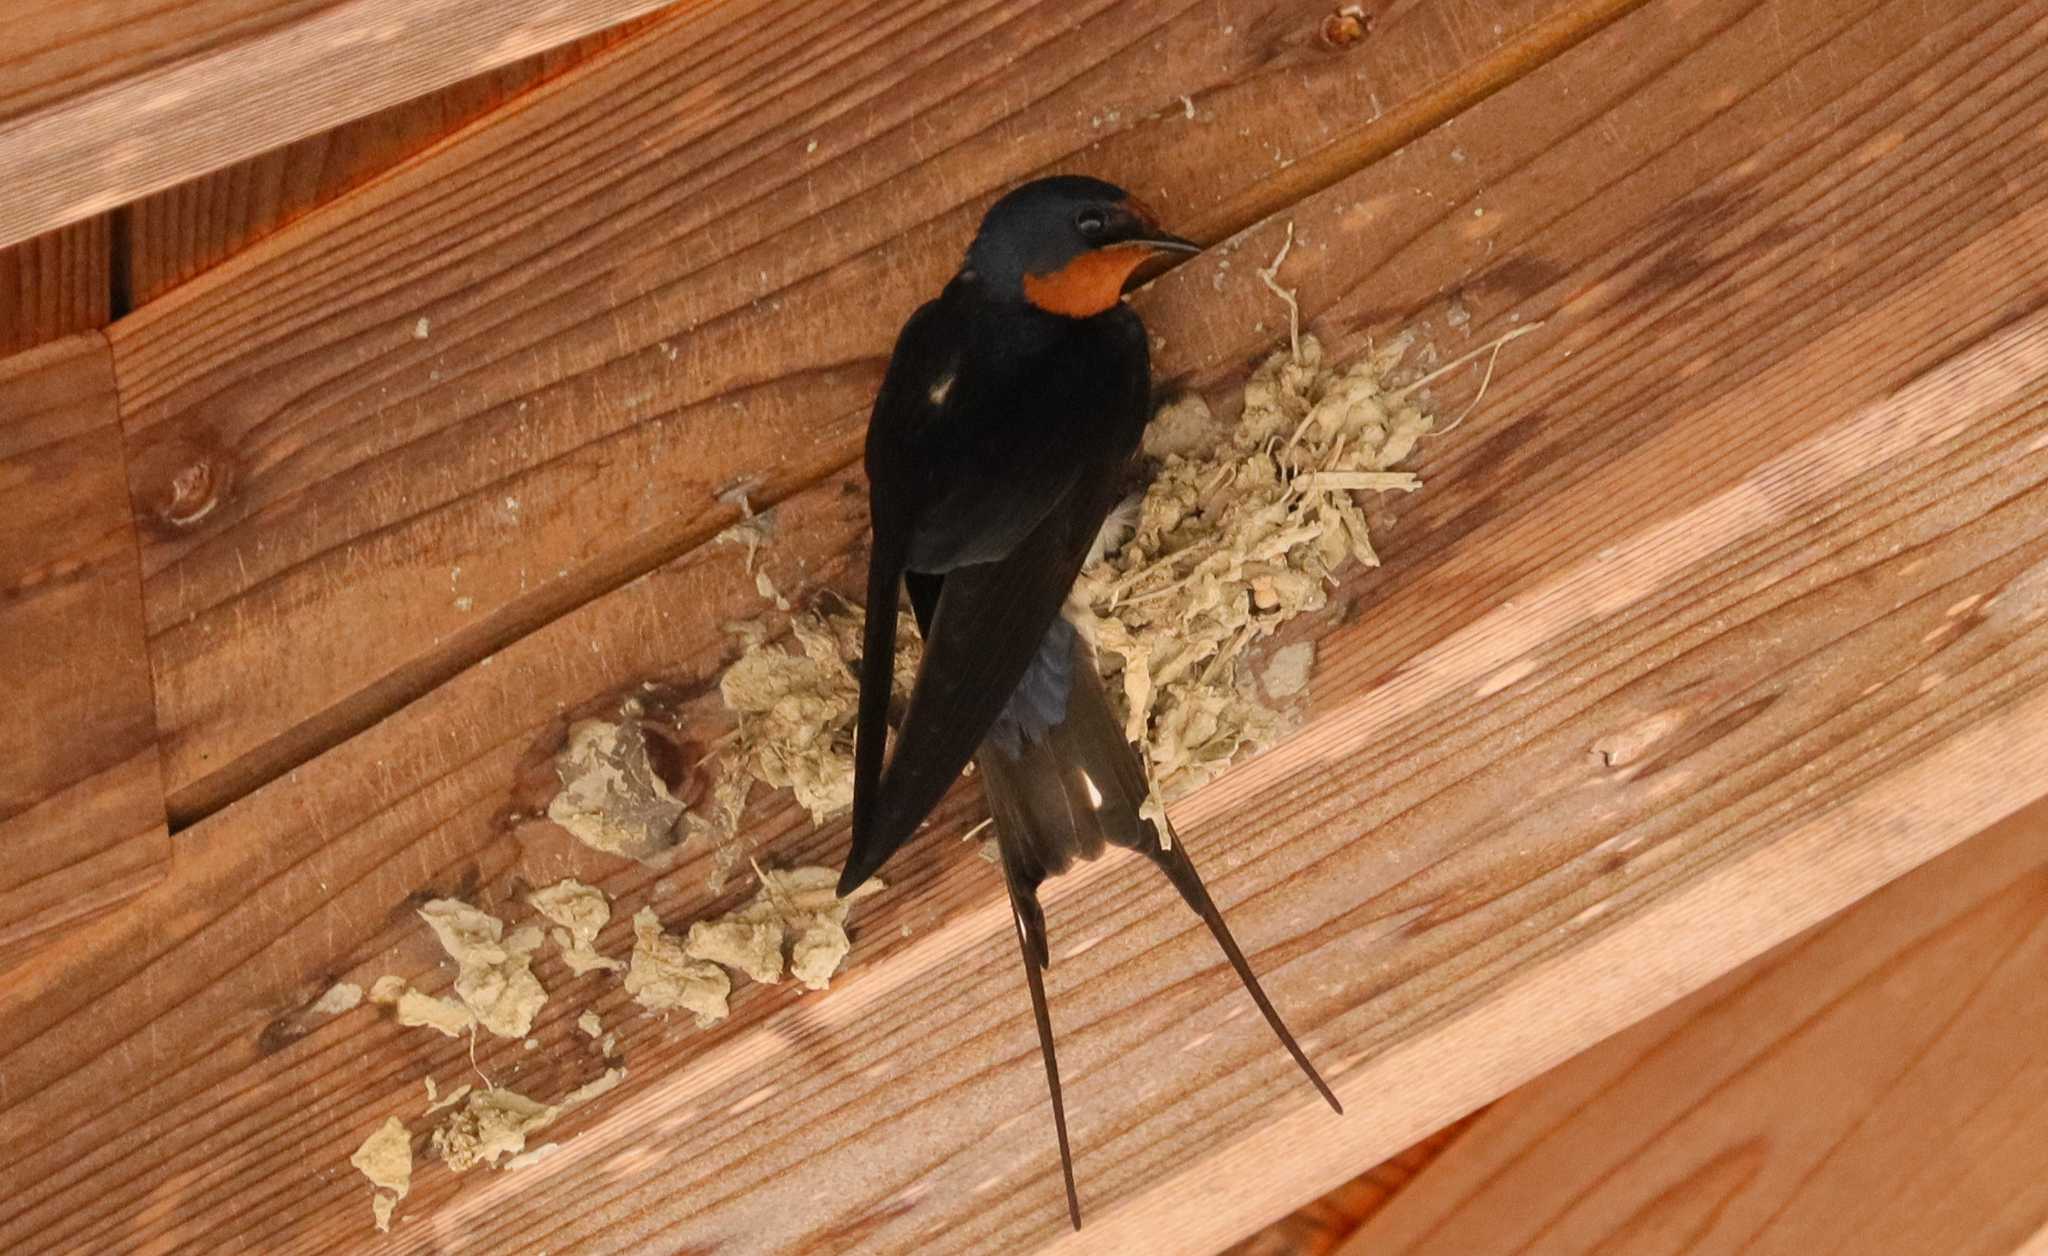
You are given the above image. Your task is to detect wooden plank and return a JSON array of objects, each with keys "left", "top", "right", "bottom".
[
  {"left": 0, "top": 0, "right": 688, "bottom": 249},
  {"left": 0, "top": 216, "right": 110, "bottom": 354},
  {"left": 1224, "top": 1116, "right": 1482, "bottom": 1256},
  {"left": 3, "top": 0, "right": 2045, "bottom": 1250},
  {"left": 0, "top": 3, "right": 633, "bottom": 348},
  {"left": 0, "top": 335, "right": 169, "bottom": 957},
  {"left": 1333, "top": 796, "right": 2048, "bottom": 1256},
  {"left": 107, "top": 0, "right": 1617, "bottom": 825},
  {"left": 122, "top": 20, "right": 658, "bottom": 307}
]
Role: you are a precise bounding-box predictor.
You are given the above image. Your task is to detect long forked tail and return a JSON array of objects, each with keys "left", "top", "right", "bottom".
[
  {"left": 1036, "top": 621, "right": 1340, "bottom": 1113},
  {"left": 994, "top": 845, "right": 1083, "bottom": 1229},
  {"left": 1137, "top": 838, "right": 1343, "bottom": 1114},
  {"left": 976, "top": 619, "right": 1340, "bottom": 1228}
]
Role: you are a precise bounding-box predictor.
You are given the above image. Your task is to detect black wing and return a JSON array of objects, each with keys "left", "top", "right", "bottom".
[
  {"left": 842, "top": 451, "right": 1129, "bottom": 892},
  {"left": 851, "top": 296, "right": 962, "bottom": 883},
  {"left": 842, "top": 305, "right": 1150, "bottom": 893}
]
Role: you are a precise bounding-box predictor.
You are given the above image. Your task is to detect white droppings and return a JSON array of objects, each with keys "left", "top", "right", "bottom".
[{"left": 310, "top": 981, "right": 363, "bottom": 1016}]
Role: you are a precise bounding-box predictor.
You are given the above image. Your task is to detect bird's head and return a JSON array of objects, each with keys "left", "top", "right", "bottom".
[{"left": 963, "top": 175, "right": 1200, "bottom": 318}]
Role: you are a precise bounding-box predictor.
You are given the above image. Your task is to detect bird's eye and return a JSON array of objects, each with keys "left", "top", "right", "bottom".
[{"left": 1074, "top": 207, "right": 1108, "bottom": 236}]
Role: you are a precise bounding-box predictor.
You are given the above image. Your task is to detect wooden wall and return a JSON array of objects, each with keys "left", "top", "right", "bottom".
[{"left": 2, "top": 1, "right": 2045, "bottom": 1251}]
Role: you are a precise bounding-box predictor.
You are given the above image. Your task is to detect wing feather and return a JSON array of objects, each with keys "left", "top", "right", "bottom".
[
  {"left": 841, "top": 460, "right": 1120, "bottom": 891},
  {"left": 848, "top": 298, "right": 956, "bottom": 888}
]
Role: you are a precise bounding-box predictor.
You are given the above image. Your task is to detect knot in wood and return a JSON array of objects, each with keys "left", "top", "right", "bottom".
[
  {"left": 1320, "top": 5, "right": 1372, "bottom": 49},
  {"left": 164, "top": 460, "right": 222, "bottom": 526},
  {"left": 135, "top": 431, "right": 239, "bottom": 535}
]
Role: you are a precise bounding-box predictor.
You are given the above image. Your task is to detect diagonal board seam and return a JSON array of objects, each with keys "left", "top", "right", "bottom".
[
  {"left": 81, "top": 328, "right": 177, "bottom": 847},
  {"left": 0, "top": 0, "right": 701, "bottom": 250},
  {"left": 106, "top": 0, "right": 1079, "bottom": 411},
  {"left": 1187, "top": 0, "right": 1655, "bottom": 243},
  {"left": 1058, "top": 689, "right": 2048, "bottom": 1256},
  {"left": 1182, "top": 298, "right": 2048, "bottom": 829}
]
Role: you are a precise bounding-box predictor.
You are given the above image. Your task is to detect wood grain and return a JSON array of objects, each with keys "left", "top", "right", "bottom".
[
  {"left": 1224, "top": 1116, "right": 1482, "bottom": 1256},
  {"left": 3, "top": 0, "right": 2045, "bottom": 1250},
  {"left": 121, "top": 20, "right": 659, "bottom": 307},
  {"left": 1062, "top": 679, "right": 2048, "bottom": 1256},
  {"left": 0, "top": 216, "right": 110, "bottom": 354},
  {"left": 0, "top": 336, "right": 168, "bottom": 958},
  {"left": 1, "top": 20, "right": 655, "bottom": 339},
  {"left": 1334, "top": 796, "right": 2048, "bottom": 1256},
  {"left": 0, "top": 0, "right": 688, "bottom": 249},
  {"left": 106, "top": 0, "right": 1609, "bottom": 825}
]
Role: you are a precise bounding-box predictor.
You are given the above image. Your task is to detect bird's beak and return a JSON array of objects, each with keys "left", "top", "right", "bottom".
[
  {"left": 1127, "top": 232, "right": 1202, "bottom": 255},
  {"left": 1112, "top": 232, "right": 1201, "bottom": 295}
]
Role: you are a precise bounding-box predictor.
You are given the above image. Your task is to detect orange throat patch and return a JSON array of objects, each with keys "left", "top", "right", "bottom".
[{"left": 1021, "top": 243, "right": 1157, "bottom": 318}]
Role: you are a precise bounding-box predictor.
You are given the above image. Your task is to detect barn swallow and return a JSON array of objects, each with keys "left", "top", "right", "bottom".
[{"left": 841, "top": 175, "right": 1340, "bottom": 1228}]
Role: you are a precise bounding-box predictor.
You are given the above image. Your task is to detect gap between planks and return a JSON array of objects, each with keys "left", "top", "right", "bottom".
[{"left": 0, "top": 0, "right": 695, "bottom": 249}]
